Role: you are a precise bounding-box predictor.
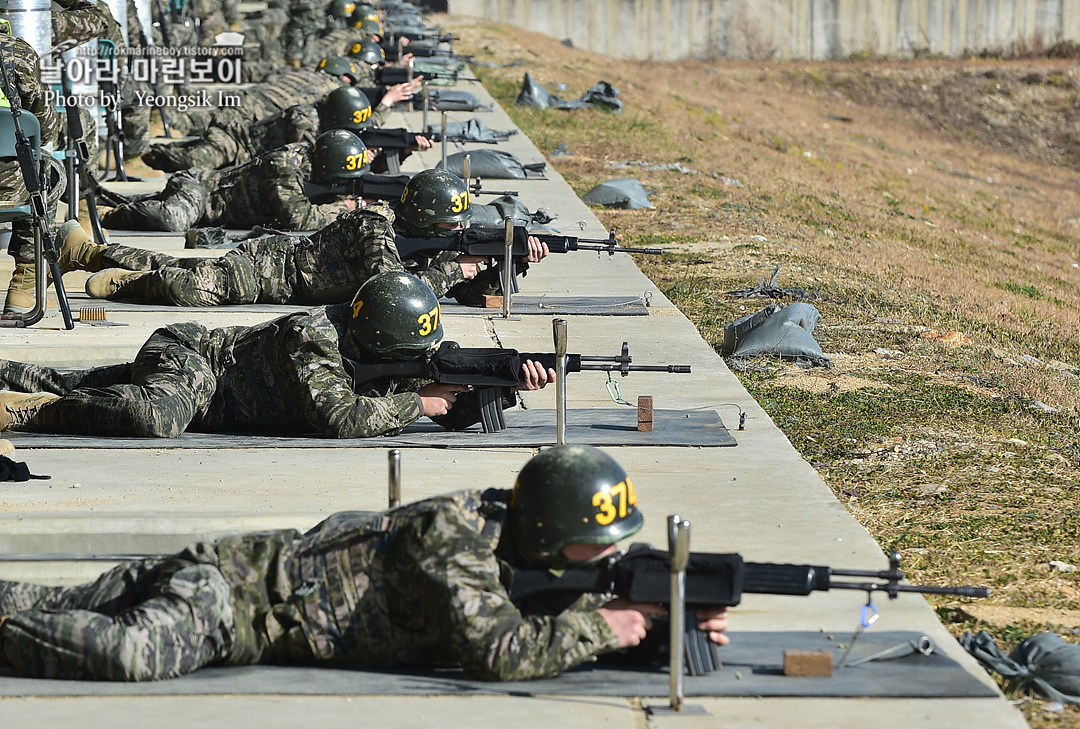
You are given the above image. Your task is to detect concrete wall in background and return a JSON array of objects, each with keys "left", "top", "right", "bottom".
[{"left": 449, "top": 0, "right": 1080, "bottom": 60}]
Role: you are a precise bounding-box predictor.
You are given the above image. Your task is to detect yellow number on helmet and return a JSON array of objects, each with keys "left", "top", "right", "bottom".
[
  {"left": 352, "top": 299, "right": 364, "bottom": 317},
  {"left": 352, "top": 107, "right": 371, "bottom": 124},
  {"left": 416, "top": 303, "right": 441, "bottom": 336},
  {"left": 592, "top": 491, "right": 616, "bottom": 526}
]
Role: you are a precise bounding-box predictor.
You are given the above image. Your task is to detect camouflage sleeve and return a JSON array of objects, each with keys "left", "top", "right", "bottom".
[
  {"left": 264, "top": 148, "right": 353, "bottom": 231},
  {"left": 411, "top": 506, "right": 621, "bottom": 681},
  {"left": 279, "top": 318, "right": 424, "bottom": 438},
  {"left": 1, "top": 37, "right": 60, "bottom": 145},
  {"left": 282, "top": 104, "right": 321, "bottom": 146},
  {"left": 414, "top": 251, "right": 467, "bottom": 297},
  {"left": 52, "top": 0, "right": 118, "bottom": 47}
]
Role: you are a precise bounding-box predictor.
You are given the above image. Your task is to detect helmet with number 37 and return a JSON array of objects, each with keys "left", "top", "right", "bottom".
[
  {"left": 507, "top": 445, "right": 643, "bottom": 566},
  {"left": 309, "top": 129, "right": 371, "bottom": 184},
  {"left": 396, "top": 168, "right": 472, "bottom": 238},
  {"left": 349, "top": 272, "right": 444, "bottom": 359}
]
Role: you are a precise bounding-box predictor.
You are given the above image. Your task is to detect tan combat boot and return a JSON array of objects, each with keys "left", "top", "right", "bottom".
[
  {"left": 85, "top": 269, "right": 150, "bottom": 299},
  {"left": 2, "top": 260, "right": 39, "bottom": 315},
  {"left": 0, "top": 391, "right": 60, "bottom": 431},
  {"left": 56, "top": 219, "right": 109, "bottom": 274}
]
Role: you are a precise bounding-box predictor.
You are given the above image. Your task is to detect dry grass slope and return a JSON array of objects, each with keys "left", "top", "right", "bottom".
[{"left": 447, "top": 17, "right": 1079, "bottom": 726}]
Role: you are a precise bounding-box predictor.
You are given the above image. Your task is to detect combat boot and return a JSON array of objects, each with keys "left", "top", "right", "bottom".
[
  {"left": 85, "top": 269, "right": 150, "bottom": 299},
  {"left": 56, "top": 220, "right": 109, "bottom": 274},
  {"left": 2, "top": 260, "right": 39, "bottom": 315},
  {"left": 0, "top": 392, "right": 60, "bottom": 431}
]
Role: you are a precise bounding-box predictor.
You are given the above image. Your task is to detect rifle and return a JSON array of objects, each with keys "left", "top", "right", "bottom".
[
  {"left": 304, "top": 172, "right": 516, "bottom": 204},
  {"left": 394, "top": 225, "right": 665, "bottom": 263},
  {"left": 0, "top": 38, "right": 75, "bottom": 329},
  {"left": 95, "top": 39, "right": 129, "bottom": 186},
  {"left": 52, "top": 31, "right": 107, "bottom": 246},
  {"left": 151, "top": 0, "right": 187, "bottom": 98},
  {"left": 507, "top": 546, "right": 990, "bottom": 675},
  {"left": 350, "top": 340, "right": 691, "bottom": 433},
  {"left": 135, "top": 1, "right": 176, "bottom": 142},
  {"left": 373, "top": 65, "right": 479, "bottom": 86}
]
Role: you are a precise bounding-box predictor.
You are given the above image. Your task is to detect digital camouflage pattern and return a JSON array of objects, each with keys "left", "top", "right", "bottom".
[
  {"left": 143, "top": 103, "right": 322, "bottom": 172},
  {"left": 0, "top": 302, "right": 509, "bottom": 437},
  {"left": 301, "top": 28, "right": 372, "bottom": 68},
  {"left": 0, "top": 491, "right": 619, "bottom": 681},
  {"left": 100, "top": 143, "right": 353, "bottom": 232},
  {"left": 171, "top": 68, "right": 342, "bottom": 137},
  {"left": 283, "top": 0, "right": 328, "bottom": 63},
  {"left": 90, "top": 204, "right": 493, "bottom": 306}
]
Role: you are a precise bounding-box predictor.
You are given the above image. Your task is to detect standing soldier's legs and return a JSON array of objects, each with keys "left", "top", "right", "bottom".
[
  {"left": 120, "top": 77, "right": 153, "bottom": 159},
  {"left": 0, "top": 558, "right": 236, "bottom": 680},
  {"left": 19, "top": 329, "right": 217, "bottom": 437},
  {"left": 99, "top": 170, "right": 208, "bottom": 231}
]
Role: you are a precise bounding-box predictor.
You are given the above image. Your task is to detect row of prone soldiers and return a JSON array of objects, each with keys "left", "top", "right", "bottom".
[{"left": 1, "top": 0, "right": 553, "bottom": 439}]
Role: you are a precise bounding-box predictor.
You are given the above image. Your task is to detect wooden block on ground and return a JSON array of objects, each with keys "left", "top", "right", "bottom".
[
  {"left": 482, "top": 295, "right": 507, "bottom": 309},
  {"left": 783, "top": 649, "right": 833, "bottom": 676},
  {"left": 637, "top": 395, "right": 653, "bottom": 432}
]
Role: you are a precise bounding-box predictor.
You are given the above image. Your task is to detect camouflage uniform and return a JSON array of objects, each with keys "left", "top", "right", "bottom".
[
  {"left": 100, "top": 143, "right": 352, "bottom": 232},
  {"left": 0, "top": 302, "right": 507, "bottom": 437},
  {"left": 91, "top": 204, "right": 464, "bottom": 305},
  {"left": 142, "top": 102, "right": 322, "bottom": 172},
  {"left": 283, "top": 0, "right": 328, "bottom": 64},
  {"left": 0, "top": 490, "right": 619, "bottom": 681},
  {"left": 300, "top": 27, "right": 367, "bottom": 66},
  {"left": 170, "top": 68, "right": 342, "bottom": 137},
  {"left": 0, "top": 34, "right": 62, "bottom": 265},
  {"left": 142, "top": 94, "right": 390, "bottom": 172}
]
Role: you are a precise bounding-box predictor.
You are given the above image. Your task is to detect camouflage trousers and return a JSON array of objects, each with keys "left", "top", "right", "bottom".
[
  {"left": 0, "top": 327, "right": 217, "bottom": 437},
  {"left": 100, "top": 170, "right": 209, "bottom": 232},
  {"left": 99, "top": 242, "right": 262, "bottom": 306},
  {"left": 0, "top": 551, "right": 234, "bottom": 680},
  {"left": 1, "top": 156, "right": 67, "bottom": 262}
]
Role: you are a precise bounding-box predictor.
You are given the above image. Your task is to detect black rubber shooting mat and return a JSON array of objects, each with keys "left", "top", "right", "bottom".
[
  {"left": 63, "top": 294, "right": 650, "bottom": 316},
  {"left": 8, "top": 409, "right": 737, "bottom": 449},
  {"left": 0, "top": 632, "right": 996, "bottom": 698}
]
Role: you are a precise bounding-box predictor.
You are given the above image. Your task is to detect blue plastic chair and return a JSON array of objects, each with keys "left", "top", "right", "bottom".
[{"left": 0, "top": 109, "right": 41, "bottom": 222}]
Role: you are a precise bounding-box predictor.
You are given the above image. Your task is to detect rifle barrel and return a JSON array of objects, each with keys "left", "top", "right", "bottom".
[{"left": 574, "top": 243, "right": 664, "bottom": 255}]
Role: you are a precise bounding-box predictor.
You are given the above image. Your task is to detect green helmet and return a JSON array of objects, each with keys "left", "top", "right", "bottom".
[
  {"left": 349, "top": 3, "right": 378, "bottom": 24},
  {"left": 349, "top": 271, "right": 444, "bottom": 358},
  {"left": 508, "top": 445, "right": 644, "bottom": 566},
  {"left": 348, "top": 38, "right": 385, "bottom": 65},
  {"left": 309, "top": 129, "right": 370, "bottom": 184},
  {"left": 327, "top": 0, "right": 356, "bottom": 19},
  {"left": 397, "top": 168, "right": 472, "bottom": 237},
  {"left": 316, "top": 55, "right": 363, "bottom": 83},
  {"left": 318, "top": 86, "right": 373, "bottom": 131},
  {"left": 357, "top": 16, "right": 382, "bottom": 36}
]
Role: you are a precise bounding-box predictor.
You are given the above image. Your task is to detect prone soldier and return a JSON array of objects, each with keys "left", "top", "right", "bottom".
[
  {"left": 68, "top": 168, "right": 546, "bottom": 306},
  {"left": 0, "top": 444, "right": 729, "bottom": 681},
  {"left": 0, "top": 271, "right": 553, "bottom": 438}
]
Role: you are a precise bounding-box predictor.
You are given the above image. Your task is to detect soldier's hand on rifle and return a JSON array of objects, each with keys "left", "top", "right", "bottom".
[
  {"left": 455, "top": 255, "right": 490, "bottom": 279},
  {"left": 526, "top": 235, "right": 549, "bottom": 263},
  {"left": 343, "top": 198, "right": 361, "bottom": 211},
  {"left": 597, "top": 599, "right": 667, "bottom": 648},
  {"left": 695, "top": 606, "right": 731, "bottom": 645},
  {"left": 412, "top": 134, "right": 435, "bottom": 151},
  {"left": 399, "top": 51, "right": 414, "bottom": 65},
  {"left": 418, "top": 383, "right": 469, "bottom": 416},
  {"left": 516, "top": 359, "right": 555, "bottom": 392}
]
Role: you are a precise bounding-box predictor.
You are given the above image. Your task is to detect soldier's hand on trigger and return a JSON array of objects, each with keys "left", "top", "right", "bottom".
[
  {"left": 454, "top": 255, "right": 489, "bottom": 280},
  {"left": 526, "top": 235, "right": 549, "bottom": 263},
  {"left": 597, "top": 600, "right": 667, "bottom": 648},
  {"left": 696, "top": 606, "right": 731, "bottom": 645},
  {"left": 418, "top": 383, "right": 469, "bottom": 416},
  {"left": 515, "top": 359, "right": 554, "bottom": 392}
]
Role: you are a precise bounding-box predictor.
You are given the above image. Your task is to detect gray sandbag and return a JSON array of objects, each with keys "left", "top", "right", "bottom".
[
  {"left": 960, "top": 630, "right": 1080, "bottom": 704},
  {"left": 724, "top": 303, "right": 831, "bottom": 368},
  {"left": 438, "top": 149, "right": 546, "bottom": 180},
  {"left": 425, "top": 118, "right": 516, "bottom": 143},
  {"left": 515, "top": 73, "right": 623, "bottom": 113},
  {"left": 582, "top": 178, "right": 653, "bottom": 210},
  {"left": 469, "top": 195, "right": 555, "bottom": 229},
  {"left": 414, "top": 90, "right": 488, "bottom": 112}
]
